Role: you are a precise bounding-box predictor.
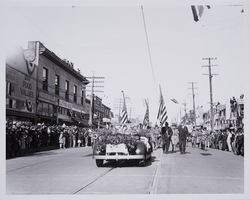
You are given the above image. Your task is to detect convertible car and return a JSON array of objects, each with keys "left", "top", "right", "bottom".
[{"left": 93, "top": 134, "right": 152, "bottom": 167}]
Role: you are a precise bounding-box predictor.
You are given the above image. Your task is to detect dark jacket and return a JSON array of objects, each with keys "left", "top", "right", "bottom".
[{"left": 178, "top": 126, "right": 188, "bottom": 141}]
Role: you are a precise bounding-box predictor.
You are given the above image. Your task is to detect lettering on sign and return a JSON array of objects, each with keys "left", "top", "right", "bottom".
[
  {"left": 72, "top": 107, "right": 84, "bottom": 113},
  {"left": 20, "top": 75, "right": 34, "bottom": 98},
  {"left": 59, "top": 99, "right": 72, "bottom": 110}
]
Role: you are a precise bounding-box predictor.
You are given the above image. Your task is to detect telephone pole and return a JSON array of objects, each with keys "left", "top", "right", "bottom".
[
  {"left": 85, "top": 76, "right": 105, "bottom": 128},
  {"left": 202, "top": 57, "right": 218, "bottom": 132},
  {"left": 188, "top": 82, "right": 198, "bottom": 126},
  {"left": 182, "top": 101, "right": 187, "bottom": 123},
  {"left": 113, "top": 98, "right": 123, "bottom": 123}
]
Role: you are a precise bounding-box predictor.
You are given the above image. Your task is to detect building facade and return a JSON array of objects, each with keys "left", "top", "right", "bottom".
[
  {"left": 201, "top": 96, "right": 244, "bottom": 131},
  {"left": 93, "top": 96, "right": 113, "bottom": 127},
  {"left": 6, "top": 47, "right": 38, "bottom": 122},
  {"left": 6, "top": 41, "right": 90, "bottom": 126}
]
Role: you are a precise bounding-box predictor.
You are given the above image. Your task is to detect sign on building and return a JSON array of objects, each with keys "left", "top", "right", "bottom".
[{"left": 6, "top": 47, "right": 37, "bottom": 114}]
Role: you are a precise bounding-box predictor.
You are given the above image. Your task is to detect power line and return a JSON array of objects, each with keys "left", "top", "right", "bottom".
[{"left": 141, "top": 5, "right": 157, "bottom": 86}]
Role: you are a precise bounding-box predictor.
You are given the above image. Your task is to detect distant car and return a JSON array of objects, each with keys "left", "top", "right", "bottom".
[{"left": 93, "top": 134, "right": 152, "bottom": 167}]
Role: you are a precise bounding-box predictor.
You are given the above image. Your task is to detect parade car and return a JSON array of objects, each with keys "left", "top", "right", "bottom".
[{"left": 93, "top": 133, "right": 152, "bottom": 167}]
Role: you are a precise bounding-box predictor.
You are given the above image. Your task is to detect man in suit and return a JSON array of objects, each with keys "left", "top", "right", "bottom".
[
  {"left": 161, "top": 122, "right": 173, "bottom": 153},
  {"left": 178, "top": 124, "right": 188, "bottom": 154}
]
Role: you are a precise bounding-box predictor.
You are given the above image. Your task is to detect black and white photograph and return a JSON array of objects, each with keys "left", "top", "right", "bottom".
[{"left": 1, "top": 0, "right": 250, "bottom": 199}]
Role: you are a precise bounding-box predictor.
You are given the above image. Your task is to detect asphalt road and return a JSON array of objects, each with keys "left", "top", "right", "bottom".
[{"left": 6, "top": 144, "right": 244, "bottom": 194}]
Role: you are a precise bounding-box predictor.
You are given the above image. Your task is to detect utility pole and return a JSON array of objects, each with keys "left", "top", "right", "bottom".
[
  {"left": 85, "top": 76, "right": 105, "bottom": 128},
  {"left": 114, "top": 98, "right": 122, "bottom": 123},
  {"left": 179, "top": 108, "right": 182, "bottom": 124},
  {"left": 202, "top": 57, "right": 218, "bottom": 132},
  {"left": 89, "top": 77, "right": 94, "bottom": 127},
  {"left": 182, "top": 102, "right": 187, "bottom": 124},
  {"left": 188, "top": 82, "right": 198, "bottom": 126},
  {"left": 183, "top": 102, "right": 187, "bottom": 116}
]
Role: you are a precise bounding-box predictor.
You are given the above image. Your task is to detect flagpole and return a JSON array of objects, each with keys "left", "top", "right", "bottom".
[{"left": 121, "top": 90, "right": 126, "bottom": 108}]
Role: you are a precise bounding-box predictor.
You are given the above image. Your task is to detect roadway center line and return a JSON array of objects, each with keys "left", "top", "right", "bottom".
[
  {"left": 149, "top": 149, "right": 163, "bottom": 194},
  {"left": 72, "top": 168, "right": 114, "bottom": 194}
]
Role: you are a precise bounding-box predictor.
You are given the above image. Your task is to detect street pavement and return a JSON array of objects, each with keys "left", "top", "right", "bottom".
[{"left": 6, "top": 143, "right": 244, "bottom": 194}]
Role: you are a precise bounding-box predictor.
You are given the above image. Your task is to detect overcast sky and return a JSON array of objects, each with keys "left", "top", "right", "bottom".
[{"left": 2, "top": 1, "right": 248, "bottom": 124}]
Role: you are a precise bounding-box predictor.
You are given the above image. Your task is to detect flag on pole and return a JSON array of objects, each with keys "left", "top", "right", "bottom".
[
  {"left": 191, "top": 5, "right": 211, "bottom": 22},
  {"left": 157, "top": 86, "right": 168, "bottom": 126},
  {"left": 121, "top": 91, "right": 128, "bottom": 125},
  {"left": 143, "top": 99, "right": 149, "bottom": 128}
]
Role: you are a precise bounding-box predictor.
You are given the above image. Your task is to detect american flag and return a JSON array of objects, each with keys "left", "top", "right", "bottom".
[
  {"left": 157, "top": 86, "right": 168, "bottom": 126},
  {"left": 121, "top": 91, "right": 128, "bottom": 125},
  {"left": 191, "top": 5, "right": 211, "bottom": 22},
  {"left": 143, "top": 99, "right": 149, "bottom": 128}
]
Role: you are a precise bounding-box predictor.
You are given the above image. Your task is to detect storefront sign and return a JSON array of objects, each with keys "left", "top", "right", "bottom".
[
  {"left": 72, "top": 107, "right": 85, "bottom": 113},
  {"left": 6, "top": 47, "right": 37, "bottom": 113},
  {"left": 59, "top": 99, "right": 72, "bottom": 110}
]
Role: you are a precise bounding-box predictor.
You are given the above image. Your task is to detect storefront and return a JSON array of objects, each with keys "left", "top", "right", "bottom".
[{"left": 6, "top": 47, "right": 38, "bottom": 122}]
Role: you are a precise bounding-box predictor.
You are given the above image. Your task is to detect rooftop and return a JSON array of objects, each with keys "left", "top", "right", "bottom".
[{"left": 36, "top": 41, "right": 89, "bottom": 85}]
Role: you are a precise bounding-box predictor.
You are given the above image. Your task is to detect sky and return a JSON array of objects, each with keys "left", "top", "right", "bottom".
[{"left": 1, "top": 1, "right": 248, "bottom": 124}]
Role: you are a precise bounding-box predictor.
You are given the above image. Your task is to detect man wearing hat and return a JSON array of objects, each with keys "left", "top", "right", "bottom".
[
  {"left": 178, "top": 124, "right": 188, "bottom": 154},
  {"left": 161, "top": 122, "right": 173, "bottom": 153}
]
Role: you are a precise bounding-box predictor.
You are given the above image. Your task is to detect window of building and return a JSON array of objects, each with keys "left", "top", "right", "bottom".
[
  {"left": 55, "top": 75, "right": 60, "bottom": 95},
  {"left": 73, "top": 85, "right": 77, "bottom": 103},
  {"left": 65, "top": 80, "right": 69, "bottom": 101},
  {"left": 81, "top": 90, "right": 84, "bottom": 105},
  {"left": 42, "top": 67, "right": 48, "bottom": 91},
  {"left": 6, "top": 82, "right": 12, "bottom": 96}
]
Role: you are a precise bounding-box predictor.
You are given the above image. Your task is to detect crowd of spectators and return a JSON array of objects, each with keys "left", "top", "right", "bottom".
[
  {"left": 191, "top": 126, "right": 244, "bottom": 156},
  {"left": 6, "top": 121, "right": 94, "bottom": 159},
  {"left": 6, "top": 120, "right": 244, "bottom": 159}
]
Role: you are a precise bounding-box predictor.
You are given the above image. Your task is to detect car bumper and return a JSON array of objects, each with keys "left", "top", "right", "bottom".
[{"left": 94, "top": 154, "right": 145, "bottom": 160}]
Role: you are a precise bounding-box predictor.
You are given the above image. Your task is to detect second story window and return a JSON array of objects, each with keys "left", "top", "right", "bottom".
[
  {"left": 55, "top": 75, "right": 60, "bottom": 95},
  {"left": 65, "top": 80, "right": 69, "bottom": 101},
  {"left": 7, "top": 82, "right": 12, "bottom": 96},
  {"left": 81, "top": 90, "right": 84, "bottom": 105},
  {"left": 73, "top": 85, "right": 77, "bottom": 103},
  {"left": 42, "top": 67, "right": 48, "bottom": 91}
]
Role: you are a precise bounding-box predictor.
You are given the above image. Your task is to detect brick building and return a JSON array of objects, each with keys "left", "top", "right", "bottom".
[{"left": 6, "top": 41, "right": 90, "bottom": 126}]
